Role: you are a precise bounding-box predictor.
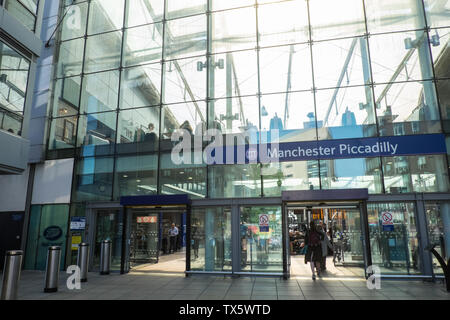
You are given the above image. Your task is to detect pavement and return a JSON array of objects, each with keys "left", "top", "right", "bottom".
[{"left": 3, "top": 251, "right": 449, "bottom": 300}]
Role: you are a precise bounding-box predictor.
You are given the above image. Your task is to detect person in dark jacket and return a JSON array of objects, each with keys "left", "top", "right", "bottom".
[{"left": 304, "top": 221, "right": 324, "bottom": 280}]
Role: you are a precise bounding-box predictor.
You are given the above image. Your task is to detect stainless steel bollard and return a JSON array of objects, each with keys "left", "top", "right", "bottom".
[
  {"left": 44, "top": 246, "right": 61, "bottom": 293},
  {"left": 1, "top": 250, "right": 23, "bottom": 300},
  {"left": 100, "top": 240, "right": 112, "bottom": 275},
  {"left": 77, "top": 243, "right": 89, "bottom": 282}
]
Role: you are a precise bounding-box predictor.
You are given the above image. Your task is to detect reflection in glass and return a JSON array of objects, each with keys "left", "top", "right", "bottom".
[
  {"left": 81, "top": 70, "right": 120, "bottom": 114},
  {"left": 240, "top": 206, "right": 283, "bottom": 272},
  {"left": 84, "top": 31, "right": 122, "bottom": 74},
  {"left": 315, "top": 85, "right": 376, "bottom": 140},
  {"left": 258, "top": 0, "right": 309, "bottom": 47},
  {"left": 114, "top": 154, "right": 158, "bottom": 198},
  {"left": 120, "top": 64, "right": 161, "bottom": 109},
  {"left": 123, "top": 23, "right": 163, "bottom": 67},
  {"left": 88, "top": 0, "right": 125, "bottom": 35},
  {"left": 259, "top": 44, "right": 312, "bottom": 94},
  {"left": 375, "top": 81, "right": 441, "bottom": 136},
  {"left": 191, "top": 207, "right": 232, "bottom": 271},
  {"left": 52, "top": 77, "right": 81, "bottom": 118},
  {"left": 126, "top": 0, "right": 164, "bottom": 27},
  {"left": 425, "top": 202, "right": 450, "bottom": 275},
  {"left": 321, "top": 157, "right": 383, "bottom": 194},
  {"left": 424, "top": 0, "right": 450, "bottom": 28},
  {"left": 209, "top": 164, "right": 261, "bottom": 198},
  {"left": 365, "top": 0, "right": 426, "bottom": 34},
  {"left": 77, "top": 112, "right": 117, "bottom": 157},
  {"left": 309, "top": 0, "right": 365, "bottom": 40},
  {"left": 73, "top": 156, "right": 114, "bottom": 201},
  {"left": 383, "top": 155, "right": 449, "bottom": 193},
  {"left": 212, "top": 7, "right": 256, "bottom": 53},
  {"left": 56, "top": 39, "right": 85, "bottom": 78},
  {"left": 116, "top": 107, "right": 160, "bottom": 154},
  {"left": 164, "top": 15, "right": 206, "bottom": 60},
  {"left": 367, "top": 202, "right": 421, "bottom": 275},
  {"left": 159, "top": 152, "right": 206, "bottom": 198},
  {"left": 48, "top": 116, "right": 78, "bottom": 150}
]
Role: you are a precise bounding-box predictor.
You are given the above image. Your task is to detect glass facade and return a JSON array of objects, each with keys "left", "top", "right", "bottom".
[
  {"left": 47, "top": 0, "right": 450, "bottom": 200},
  {"left": 37, "top": 0, "right": 450, "bottom": 277},
  {"left": 0, "top": 40, "right": 30, "bottom": 136}
]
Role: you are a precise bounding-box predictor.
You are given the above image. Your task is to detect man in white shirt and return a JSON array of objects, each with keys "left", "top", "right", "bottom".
[{"left": 168, "top": 223, "right": 179, "bottom": 254}]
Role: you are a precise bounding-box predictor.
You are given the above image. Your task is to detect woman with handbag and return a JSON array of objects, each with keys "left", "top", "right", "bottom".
[{"left": 304, "top": 221, "right": 324, "bottom": 280}]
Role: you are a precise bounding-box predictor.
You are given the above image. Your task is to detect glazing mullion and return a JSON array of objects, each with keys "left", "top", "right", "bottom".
[
  {"left": 306, "top": 0, "right": 321, "bottom": 190},
  {"left": 255, "top": 1, "right": 264, "bottom": 197},
  {"left": 110, "top": 0, "right": 128, "bottom": 201},
  {"left": 156, "top": 0, "right": 168, "bottom": 195},
  {"left": 362, "top": 0, "right": 385, "bottom": 194}
]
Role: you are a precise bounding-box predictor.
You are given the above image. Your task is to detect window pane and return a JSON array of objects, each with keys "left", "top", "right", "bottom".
[
  {"left": 320, "top": 157, "right": 383, "bottom": 193},
  {"left": 166, "top": 0, "right": 206, "bottom": 20},
  {"left": 369, "top": 31, "right": 432, "bottom": 84},
  {"left": 123, "top": 23, "right": 163, "bottom": 67},
  {"left": 116, "top": 107, "right": 160, "bottom": 154},
  {"left": 164, "top": 15, "right": 207, "bottom": 60},
  {"left": 114, "top": 154, "right": 158, "bottom": 198},
  {"left": 259, "top": 44, "right": 312, "bottom": 94},
  {"left": 258, "top": 0, "right": 309, "bottom": 47},
  {"left": 80, "top": 70, "right": 120, "bottom": 114},
  {"left": 159, "top": 152, "right": 206, "bottom": 198},
  {"left": 209, "top": 164, "right": 261, "bottom": 198},
  {"left": 211, "top": 49, "right": 258, "bottom": 99},
  {"left": 260, "top": 91, "right": 316, "bottom": 137},
  {"left": 382, "top": 155, "right": 449, "bottom": 193},
  {"left": 73, "top": 156, "right": 114, "bottom": 201},
  {"left": 125, "top": 0, "right": 164, "bottom": 27},
  {"left": 48, "top": 116, "right": 78, "bottom": 150},
  {"left": 309, "top": 0, "right": 365, "bottom": 40},
  {"left": 262, "top": 161, "right": 321, "bottom": 197},
  {"left": 88, "top": 0, "right": 125, "bottom": 35},
  {"left": 210, "top": 96, "right": 259, "bottom": 134},
  {"left": 365, "top": 0, "right": 427, "bottom": 34},
  {"left": 120, "top": 64, "right": 161, "bottom": 109},
  {"left": 77, "top": 112, "right": 117, "bottom": 157},
  {"left": 240, "top": 206, "right": 283, "bottom": 272},
  {"left": 4, "top": 0, "right": 36, "bottom": 31},
  {"left": 313, "top": 37, "right": 371, "bottom": 89},
  {"left": 375, "top": 81, "right": 441, "bottom": 136},
  {"left": 430, "top": 28, "right": 450, "bottom": 79},
  {"left": 84, "top": 31, "right": 122, "bottom": 73},
  {"left": 55, "top": 38, "right": 85, "bottom": 78},
  {"left": 161, "top": 101, "right": 206, "bottom": 150},
  {"left": 52, "top": 77, "right": 81, "bottom": 117},
  {"left": 424, "top": 0, "right": 450, "bottom": 28},
  {"left": 367, "top": 202, "right": 421, "bottom": 275},
  {"left": 191, "top": 207, "right": 232, "bottom": 271},
  {"left": 163, "top": 57, "right": 206, "bottom": 104},
  {"left": 212, "top": 7, "right": 256, "bottom": 53},
  {"left": 315, "top": 85, "right": 377, "bottom": 140},
  {"left": 60, "top": 2, "right": 88, "bottom": 41},
  {"left": 436, "top": 79, "right": 450, "bottom": 132},
  {"left": 212, "top": 0, "right": 254, "bottom": 11},
  {"left": 425, "top": 202, "right": 450, "bottom": 275}
]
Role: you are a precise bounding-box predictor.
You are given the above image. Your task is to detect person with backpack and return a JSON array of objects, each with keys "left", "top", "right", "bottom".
[{"left": 304, "top": 221, "right": 324, "bottom": 280}]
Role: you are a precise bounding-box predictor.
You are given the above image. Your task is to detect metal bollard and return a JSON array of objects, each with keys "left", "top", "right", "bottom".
[
  {"left": 1, "top": 250, "right": 23, "bottom": 300},
  {"left": 44, "top": 246, "right": 61, "bottom": 293},
  {"left": 77, "top": 243, "right": 89, "bottom": 282},
  {"left": 100, "top": 240, "right": 112, "bottom": 275}
]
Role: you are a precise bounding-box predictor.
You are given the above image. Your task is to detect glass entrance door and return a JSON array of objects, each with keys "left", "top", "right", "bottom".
[
  {"left": 94, "top": 209, "right": 123, "bottom": 272},
  {"left": 129, "top": 209, "right": 159, "bottom": 267},
  {"left": 285, "top": 203, "right": 368, "bottom": 278}
]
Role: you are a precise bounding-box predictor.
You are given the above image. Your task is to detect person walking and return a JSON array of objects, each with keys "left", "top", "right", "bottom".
[
  {"left": 168, "top": 223, "right": 179, "bottom": 254},
  {"left": 304, "top": 221, "right": 324, "bottom": 280},
  {"left": 319, "top": 225, "right": 333, "bottom": 272}
]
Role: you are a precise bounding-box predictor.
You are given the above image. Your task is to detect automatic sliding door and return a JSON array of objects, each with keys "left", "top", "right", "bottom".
[{"left": 129, "top": 209, "right": 159, "bottom": 267}]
